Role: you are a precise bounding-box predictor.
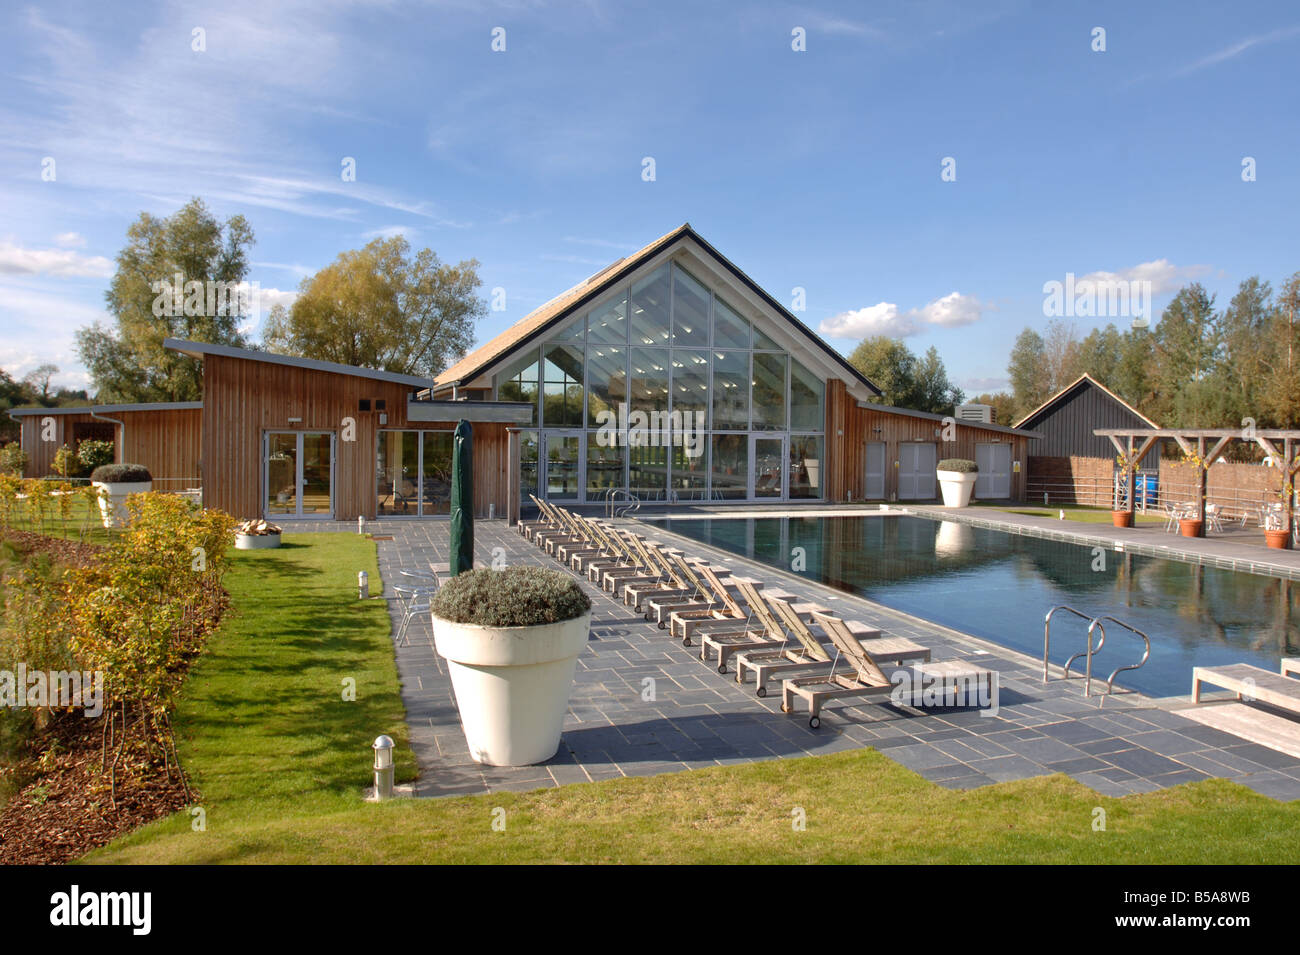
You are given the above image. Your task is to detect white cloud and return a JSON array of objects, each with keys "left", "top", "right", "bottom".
[
  {"left": 1075, "top": 259, "right": 1211, "bottom": 296},
  {"left": 820, "top": 292, "right": 985, "bottom": 339},
  {"left": 362, "top": 225, "right": 418, "bottom": 241},
  {"left": 0, "top": 241, "right": 113, "bottom": 278},
  {"left": 54, "top": 232, "right": 86, "bottom": 248}
]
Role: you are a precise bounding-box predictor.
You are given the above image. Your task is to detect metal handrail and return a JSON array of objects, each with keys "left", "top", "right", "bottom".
[
  {"left": 1043, "top": 605, "right": 1095, "bottom": 683},
  {"left": 1091, "top": 615, "right": 1151, "bottom": 695},
  {"left": 1044, "top": 605, "right": 1151, "bottom": 696}
]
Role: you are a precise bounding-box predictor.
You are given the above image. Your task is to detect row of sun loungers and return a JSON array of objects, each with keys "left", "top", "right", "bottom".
[{"left": 520, "top": 498, "right": 996, "bottom": 728}]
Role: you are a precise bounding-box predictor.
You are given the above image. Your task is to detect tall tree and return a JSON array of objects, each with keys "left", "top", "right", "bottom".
[
  {"left": 262, "top": 236, "right": 487, "bottom": 378},
  {"left": 1073, "top": 324, "right": 1122, "bottom": 387},
  {"left": 1042, "top": 318, "right": 1082, "bottom": 393},
  {"left": 1216, "top": 277, "right": 1272, "bottom": 426},
  {"left": 973, "top": 392, "right": 1018, "bottom": 426},
  {"left": 1262, "top": 271, "right": 1300, "bottom": 427},
  {"left": 1112, "top": 326, "right": 1155, "bottom": 411},
  {"left": 1007, "top": 328, "right": 1049, "bottom": 419},
  {"left": 1153, "top": 283, "right": 1222, "bottom": 427},
  {"left": 21, "top": 364, "right": 58, "bottom": 402},
  {"left": 847, "top": 336, "right": 962, "bottom": 415},
  {"left": 912, "top": 345, "right": 965, "bottom": 415},
  {"left": 76, "top": 198, "right": 253, "bottom": 402}
]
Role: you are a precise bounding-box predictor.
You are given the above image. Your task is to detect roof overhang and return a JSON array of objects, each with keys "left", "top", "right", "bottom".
[
  {"left": 856, "top": 400, "right": 1041, "bottom": 438},
  {"left": 7, "top": 402, "right": 202, "bottom": 418},
  {"left": 164, "top": 338, "right": 437, "bottom": 390},
  {"left": 406, "top": 399, "right": 535, "bottom": 424}
]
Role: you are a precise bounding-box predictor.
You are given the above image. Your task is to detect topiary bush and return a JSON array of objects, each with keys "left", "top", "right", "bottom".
[
  {"left": 90, "top": 463, "right": 152, "bottom": 483},
  {"left": 937, "top": 458, "right": 978, "bottom": 473},
  {"left": 77, "top": 439, "right": 116, "bottom": 473},
  {"left": 431, "top": 566, "right": 591, "bottom": 628}
]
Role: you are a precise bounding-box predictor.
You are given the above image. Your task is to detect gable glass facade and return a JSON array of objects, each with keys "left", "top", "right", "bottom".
[{"left": 497, "top": 261, "right": 825, "bottom": 504}]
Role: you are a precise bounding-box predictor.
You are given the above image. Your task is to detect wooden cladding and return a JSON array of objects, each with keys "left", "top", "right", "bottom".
[
  {"left": 824, "top": 379, "right": 1029, "bottom": 502},
  {"left": 18, "top": 409, "right": 200, "bottom": 482},
  {"left": 201, "top": 355, "right": 508, "bottom": 520}
]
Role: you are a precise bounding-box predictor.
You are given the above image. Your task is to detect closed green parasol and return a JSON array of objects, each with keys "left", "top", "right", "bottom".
[{"left": 449, "top": 419, "right": 474, "bottom": 575}]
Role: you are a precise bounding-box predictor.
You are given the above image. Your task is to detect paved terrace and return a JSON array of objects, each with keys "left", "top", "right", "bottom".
[{"left": 298, "top": 518, "right": 1300, "bottom": 801}]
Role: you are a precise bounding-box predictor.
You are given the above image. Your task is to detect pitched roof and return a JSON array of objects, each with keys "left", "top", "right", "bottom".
[
  {"left": 163, "top": 339, "right": 437, "bottom": 389},
  {"left": 1014, "top": 373, "right": 1159, "bottom": 431},
  {"left": 432, "top": 224, "right": 882, "bottom": 397},
  {"left": 7, "top": 402, "right": 202, "bottom": 417}
]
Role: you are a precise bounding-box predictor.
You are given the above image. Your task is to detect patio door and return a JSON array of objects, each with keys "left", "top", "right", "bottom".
[
  {"left": 751, "top": 435, "right": 786, "bottom": 500},
  {"left": 265, "top": 431, "right": 334, "bottom": 518},
  {"left": 542, "top": 432, "right": 584, "bottom": 502},
  {"left": 975, "top": 443, "right": 1012, "bottom": 499},
  {"left": 898, "top": 441, "right": 937, "bottom": 500},
  {"left": 865, "top": 442, "right": 886, "bottom": 499}
]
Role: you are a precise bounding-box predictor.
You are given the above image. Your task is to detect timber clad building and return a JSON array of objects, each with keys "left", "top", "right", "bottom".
[{"left": 10, "top": 225, "right": 1037, "bottom": 520}]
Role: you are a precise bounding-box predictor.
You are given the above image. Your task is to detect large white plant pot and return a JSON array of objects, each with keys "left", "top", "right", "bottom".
[
  {"left": 235, "top": 532, "right": 281, "bottom": 550},
  {"left": 936, "top": 471, "right": 976, "bottom": 508},
  {"left": 92, "top": 480, "right": 151, "bottom": 528},
  {"left": 433, "top": 612, "right": 591, "bottom": 766}
]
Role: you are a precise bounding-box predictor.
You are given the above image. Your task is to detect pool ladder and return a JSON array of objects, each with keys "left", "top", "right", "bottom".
[{"left": 1043, "top": 605, "right": 1152, "bottom": 697}]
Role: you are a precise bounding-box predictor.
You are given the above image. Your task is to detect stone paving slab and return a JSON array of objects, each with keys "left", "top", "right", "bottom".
[{"left": 295, "top": 519, "right": 1300, "bottom": 802}]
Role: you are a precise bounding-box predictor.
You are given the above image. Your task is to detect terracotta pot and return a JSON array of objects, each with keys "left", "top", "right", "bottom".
[
  {"left": 1111, "top": 510, "right": 1134, "bottom": 528},
  {"left": 1179, "top": 518, "right": 1204, "bottom": 538},
  {"left": 1265, "top": 529, "right": 1292, "bottom": 550}
]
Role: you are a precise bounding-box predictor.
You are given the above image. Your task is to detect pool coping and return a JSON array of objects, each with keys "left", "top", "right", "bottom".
[{"left": 902, "top": 505, "right": 1300, "bottom": 582}]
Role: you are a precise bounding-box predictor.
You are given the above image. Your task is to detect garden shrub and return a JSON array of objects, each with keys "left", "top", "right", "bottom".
[
  {"left": 937, "top": 458, "right": 979, "bottom": 473},
  {"left": 430, "top": 566, "right": 591, "bottom": 628},
  {"left": 89, "top": 463, "right": 151, "bottom": 484},
  {"left": 76, "top": 440, "right": 115, "bottom": 473},
  {"left": 0, "top": 444, "right": 27, "bottom": 477}
]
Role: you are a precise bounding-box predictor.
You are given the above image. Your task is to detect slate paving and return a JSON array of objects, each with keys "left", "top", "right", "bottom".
[{"left": 297, "top": 518, "right": 1300, "bottom": 801}]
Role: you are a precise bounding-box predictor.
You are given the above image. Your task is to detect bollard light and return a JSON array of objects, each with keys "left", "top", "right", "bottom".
[
  {"left": 358, "top": 570, "right": 369, "bottom": 599},
  {"left": 358, "top": 515, "right": 366, "bottom": 535},
  {"left": 1043, "top": 492, "right": 1049, "bottom": 506},
  {"left": 489, "top": 502, "right": 496, "bottom": 519},
  {"left": 1058, "top": 509, "right": 1065, "bottom": 520},
  {"left": 372, "top": 734, "right": 394, "bottom": 801}
]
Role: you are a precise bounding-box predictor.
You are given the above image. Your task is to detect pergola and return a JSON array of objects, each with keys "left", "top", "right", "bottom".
[{"left": 1095, "top": 427, "right": 1300, "bottom": 540}]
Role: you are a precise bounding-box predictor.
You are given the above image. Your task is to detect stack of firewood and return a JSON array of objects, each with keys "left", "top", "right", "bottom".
[{"left": 236, "top": 518, "right": 282, "bottom": 536}]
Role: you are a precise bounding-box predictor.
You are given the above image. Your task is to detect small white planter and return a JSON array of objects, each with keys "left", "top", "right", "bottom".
[
  {"left": 936, "top": 470, "right": 977, "bottom": 507},
  {"left": 433, "top": 611, "right": 591, "bottom": 766},
  {"left": 92, "top": 480, "right": 151, "bottom": 528},
  {"left": 235, "top": 531, "right": 282, "bottom": 550}
]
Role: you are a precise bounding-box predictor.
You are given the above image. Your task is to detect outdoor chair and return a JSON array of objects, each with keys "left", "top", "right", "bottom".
[
  {"left": 735, "top": 598, "right": 930, "bottom": 697},
  {"left": 779, "top": 611, "right": 995, "bottom": 729}
]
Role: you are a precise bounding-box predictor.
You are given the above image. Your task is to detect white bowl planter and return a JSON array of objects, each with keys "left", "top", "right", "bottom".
[
  {"left": 936, "top": 470, "right": 977, "bottom": 507},
  {"left": 235, "top": 531, "right": 281, "bottom": 550},
  {"left": 433, "top": 611, "right": 591, "bottom": 766},
  {"left": 92, "top": 480, "right": 151, "bottom": 528}
]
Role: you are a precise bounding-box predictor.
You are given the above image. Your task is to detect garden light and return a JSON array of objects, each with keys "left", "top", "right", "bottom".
[
  {"left": 358, "top": 515, "right": 366, "bottom": 535},
  {"left": 372, "top": 734, "right": 394, "bottom": 801},
  {"left": 358, "top": 570, "right": 368, "bottom": 599}
]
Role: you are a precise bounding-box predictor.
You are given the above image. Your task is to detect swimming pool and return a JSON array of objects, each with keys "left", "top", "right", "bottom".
[{"left": 642, "top": 514, "right": 1299, "bottom": 698}]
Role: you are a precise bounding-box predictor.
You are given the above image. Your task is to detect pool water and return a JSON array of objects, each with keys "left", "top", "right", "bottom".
[{"left": 644, "top": 515, "right": 1299, "bottom": 698}]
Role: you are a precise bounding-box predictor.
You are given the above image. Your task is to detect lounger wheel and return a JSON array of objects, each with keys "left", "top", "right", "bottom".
[
  {"left": 808, "top": 716, "right": 821, "bottom": 730},
  {"left": 717, "top": 663, "right": 727, "bottom": 674},
  {"left": 756, "top": 686, "right": 767, "bottom": 698},
  {"left": 682, "top": 637, "right": 691, "bottom": 647},
  {"left": 657, "top": 620, "right": 665, "bottom": 629},
  {"left": 780, "top": 703, "right": 790, "bottom": 713}
]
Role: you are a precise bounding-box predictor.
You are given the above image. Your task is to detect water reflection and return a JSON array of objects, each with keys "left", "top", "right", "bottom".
[{"left": 649, "top": 515, "right": 1299, "bottom": 697}]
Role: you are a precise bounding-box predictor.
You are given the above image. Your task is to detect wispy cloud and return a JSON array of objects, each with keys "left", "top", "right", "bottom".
[
  {"left": 1172, "top": 25, "right": 1300, "bottom": 77},
  {"left": 1073, "top": 259, "right": 1211, "bottom": 296}
]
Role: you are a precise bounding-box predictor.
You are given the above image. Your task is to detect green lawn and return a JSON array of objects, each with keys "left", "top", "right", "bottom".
[
  {"left": 982, "top": 503, "right": 1166, "bottom": 526},
  {"left": 86, "top": 533, "right": 1300, "bottom": 865}
]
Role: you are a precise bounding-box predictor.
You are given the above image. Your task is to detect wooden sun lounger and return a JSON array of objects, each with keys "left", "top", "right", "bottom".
[
  {"left": 780, "top": 611, "right": 994, "bottom": 728},
  {"left": 1282, "top": 658, "right": 1299, "bottom": 679},
  {"left": 1192, "top": 663, "right": 1300, "bottom": 715},
  {"left": 734, "top": 597, "right": 930, "bottom": 697},
  {"left": 641, "top": 551, "right": 743, "bottom": 625}
]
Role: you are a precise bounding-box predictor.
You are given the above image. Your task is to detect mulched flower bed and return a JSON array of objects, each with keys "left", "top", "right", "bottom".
[{"left": 0, "top": 531, "right": 227, "bottom": 865}]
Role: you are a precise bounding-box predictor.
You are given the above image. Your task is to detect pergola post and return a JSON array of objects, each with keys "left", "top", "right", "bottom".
[{"left": 1196, "top": 436, "right": 1208, "bottom": 537}]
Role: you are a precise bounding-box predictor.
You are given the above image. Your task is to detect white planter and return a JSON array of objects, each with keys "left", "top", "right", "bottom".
[
  {"left": 936, "top": 470, "right": 977, "bottom": 508},
  {"left": 433, "top": 611, "right": 591, "bottom": 766},
  {"left": 92, "top": 480, "right": 151, "bottom": 528},
  {"left": 235, "top": 531, "right": 281, "bottom": 550},
  {"left": 934, "top": 519, "right": 974, "bottom": 557}
]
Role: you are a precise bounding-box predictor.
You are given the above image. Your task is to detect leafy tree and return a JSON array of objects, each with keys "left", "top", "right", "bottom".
[
  {"left": 1073, "top": 324, "right": 1122, "bottom": 386},
  {"left": 1153, "top": 283, "right": 1222, "bottom": 427},
  {"left": 1112, "top": 326, "right": 1155, "bottom": 411},
  {"left": 1216, "top": 277, "right": 1272, "bottom": 427},
  {"left": 263, "top": 236, "right": 487, "bottom": 378},
  {"left": 973, "top": 392, "right": 1018, "bottom": 426},
  {"left": 22, "top": 364, "right": 59, "bottom": 402},
  {"left": 1007, "top": 328, "right": 1049, "bottom": 419},
  {"left": 848, "top": 337, "right": 962, "bottom": 415},
  {"left": 1262, "top": 272, "right": 1300, "bottom": 427},
  {"left": 76, "top": 197, "right": 254, "bottom": 402}
]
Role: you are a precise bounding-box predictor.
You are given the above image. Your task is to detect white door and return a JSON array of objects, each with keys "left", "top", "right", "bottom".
[
  {"left": 898, "top": 442, "right": 937, "bottom": 500},
  {"left": 865, "top": 442, "right": 886, "bottom": 499},
  {"left": 975, "top": 443, "right": 1012, "bottom": 499}
]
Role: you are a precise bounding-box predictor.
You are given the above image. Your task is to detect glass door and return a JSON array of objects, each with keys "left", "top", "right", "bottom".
[
  {"left": 751, "top": 435, "right": 786, "bottom": 500},
  {"left": 542, "top": 432, "right": 583, "bottom": 502},
  {"left": 265, "top": 431, "right": 334, "bottom": 518}
]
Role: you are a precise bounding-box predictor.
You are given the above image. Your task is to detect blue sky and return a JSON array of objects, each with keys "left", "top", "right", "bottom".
[{"left": 1, "top": 0, "right": 1297, "bottom": 395}]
